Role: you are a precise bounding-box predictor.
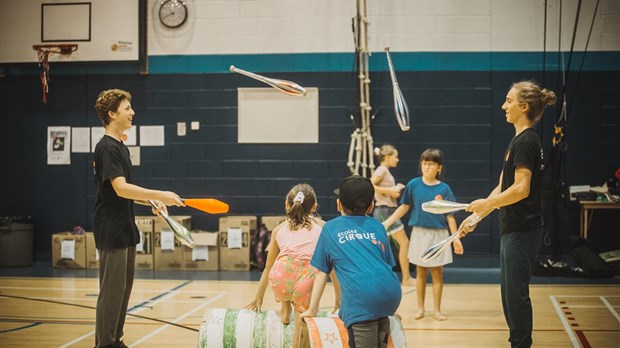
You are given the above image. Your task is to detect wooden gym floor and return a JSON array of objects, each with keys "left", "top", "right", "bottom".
[{"left": 1, "top": 273, "right": 618, "bottom": 347}]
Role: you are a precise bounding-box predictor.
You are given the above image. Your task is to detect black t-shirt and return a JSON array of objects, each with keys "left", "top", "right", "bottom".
[
  {"left": 499, "top": 128, "right": 544, "bottom": 234},
  {"left": 92, "top": 135, "right": 139, "bottom": 248}
]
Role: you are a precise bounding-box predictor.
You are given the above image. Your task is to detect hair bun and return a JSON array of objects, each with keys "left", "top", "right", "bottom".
[{"left": 541, "top": 89, "right": 557, "bottom": 106}]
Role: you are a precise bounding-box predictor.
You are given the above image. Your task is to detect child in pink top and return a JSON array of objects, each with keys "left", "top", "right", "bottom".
[{"left": 246, "top": 183, "right": 338, "bottom": 348}]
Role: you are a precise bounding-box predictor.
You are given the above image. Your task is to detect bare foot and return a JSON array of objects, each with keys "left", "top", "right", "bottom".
[
  {"left": 414, "top": 310, "right": 425, "bottom": 320},
  {"left": 433, "top": 311, "right": 447, "bottom": 321},
  {"left": 401, "top": 278, "right": 415, "bottom": 287}
]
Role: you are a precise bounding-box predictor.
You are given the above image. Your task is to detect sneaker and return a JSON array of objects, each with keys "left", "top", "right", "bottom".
[{"left": 115, "top": 340, "right": 129, "bottom": 348}]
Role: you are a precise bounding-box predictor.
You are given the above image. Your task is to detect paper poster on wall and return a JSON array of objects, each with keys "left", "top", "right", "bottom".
[
  {"left": 91, "top": 127, "right": 105, "bottom": 152},
  {"left": 128, "top": 146, "right": 140, "bottom": 166},
  {"left": 139, "top": 125, "right": 165, "bottom": 146},
  {"left": 47, "top": 126, "right": 71, "bottom": 165},
  {"left": 71, "top": 127, "right": 90, "bottom": 153},
  {"left": 123, "top": 126, "right": 137, "bottom": 146}
]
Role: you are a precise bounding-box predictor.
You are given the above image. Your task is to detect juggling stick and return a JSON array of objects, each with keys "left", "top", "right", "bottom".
[
  {"left": 183, "top": 198, "right": 229, "bottom": 214},
  {"left": 421, "top": 214, "right": 482, "bottom": 262},
  {"left": 384, "top": 47, "right": 410, "bottom": 131},
  {"left": 148, "top": 200, "right": 195, "bottom": 248},
  {"left": 230, "top": 65, "right": 307, "bottom": 97},
  {"left": 421, "top": 199, "right": 469, "bottom": 214}
]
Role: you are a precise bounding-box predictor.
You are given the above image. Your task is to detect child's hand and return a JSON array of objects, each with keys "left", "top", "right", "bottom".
[
  {"left": 388, "top": 186, "right": 403, "bottom": 198},
  {"left": 244, "top": 298, "right": 262, "bottom": 311},
  {"left": 453, "top": 238, "right": 464, "bottom": 255},
  {"left": 299, "top": 309, "right": 315, "bottom": 322}
]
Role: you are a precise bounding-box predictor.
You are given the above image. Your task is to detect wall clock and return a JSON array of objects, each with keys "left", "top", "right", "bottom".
[{"left": 158, "top": 0, "right": 188, "bottom": 29}]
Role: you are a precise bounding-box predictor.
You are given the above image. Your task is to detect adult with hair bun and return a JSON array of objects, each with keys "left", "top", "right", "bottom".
[
  {"left": 459, "top": 80, "right": 557, "bottom": 348},
  {"left": 370, "top": 144, "right": 413, "bottom": 286}
]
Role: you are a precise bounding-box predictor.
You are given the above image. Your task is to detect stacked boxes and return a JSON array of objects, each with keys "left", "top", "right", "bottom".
[
  {"left": 182, "top": 230, "right": 219, "bottom": 271},
  {"left": 85, "top": 232, "right": 99, "bottom": 269},
  {"left": 51, "top": 232, "right": 86, "bottom": 268},
  {"left": 135, "top": 216, "right": 155, "bottom": 270},
  {"left": 261, "top": 216, "right": 287, "bottom": 231},
  {"left": 153, "top": 216, "right": 191, "bottom": 270},
  {"left": 218, "top": 216, "right": 257, "bottom": 271},
  {"left": 51, "top": 215, "right": 290, "bottom": 272}
]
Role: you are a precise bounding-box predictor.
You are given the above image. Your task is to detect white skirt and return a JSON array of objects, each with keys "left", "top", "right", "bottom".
[{"left": 408, "top": 226, "right": 453, "bottom": 267}]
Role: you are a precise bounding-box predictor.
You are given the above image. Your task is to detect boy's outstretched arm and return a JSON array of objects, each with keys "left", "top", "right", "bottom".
[{"left": 300, "top": 271, "right": 329, "bottom": 320}]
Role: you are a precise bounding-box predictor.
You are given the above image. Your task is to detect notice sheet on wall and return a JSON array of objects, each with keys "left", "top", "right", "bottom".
[
  {"left": 47, "top": 126, "right": 71, "bottom": 165},
  {"left": 71, "top": 127, "right": 90, "bottom": 153},
  {"left": 140, "top": 125, "right": 165, "bottom": 146}
]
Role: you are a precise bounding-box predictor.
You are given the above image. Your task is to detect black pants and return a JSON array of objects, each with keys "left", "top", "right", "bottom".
[
  {"left": 500, "top": 228, "right": 542, "bottom": 348},
  {"left": 95, "top": 247, "right": 136, "bottom": 348},
  {"left": 347, "top": 316, "right": 391, "bottom": 348}
]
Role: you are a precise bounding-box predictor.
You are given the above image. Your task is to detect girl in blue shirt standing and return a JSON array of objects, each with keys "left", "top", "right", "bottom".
[{"left": 383, "top": 148, "right": 463, "bottom": 321}]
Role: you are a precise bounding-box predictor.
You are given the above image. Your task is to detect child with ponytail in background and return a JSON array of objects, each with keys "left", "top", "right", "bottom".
[{"left": 371, "top": 144, "right": 412, "bottom": 285}]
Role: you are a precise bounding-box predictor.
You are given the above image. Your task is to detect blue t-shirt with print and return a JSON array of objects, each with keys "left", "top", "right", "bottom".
[
  {"left": 310, "top": 215, "right": 402, "bottom": 327},
  {"left": 400, "top": 177, "right": 455, "bottom": 229}
]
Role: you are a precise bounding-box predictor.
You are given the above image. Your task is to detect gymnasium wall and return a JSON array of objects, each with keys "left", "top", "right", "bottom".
[{"left": 0, "top": 0, "right": 618, "bottom": 261}]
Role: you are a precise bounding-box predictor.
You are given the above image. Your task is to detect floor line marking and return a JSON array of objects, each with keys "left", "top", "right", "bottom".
[
  {"left": 58, "top": 281, "right": 192, "bottom": 348},
  {"left": 550, "top": 295, "right": 580, "bottom": 348},
  {"left": 599, "top": 296, "right": 620, "bottom": 323},
  {"left": 130, "top": 292, "right": 226, "bottom": 347}
]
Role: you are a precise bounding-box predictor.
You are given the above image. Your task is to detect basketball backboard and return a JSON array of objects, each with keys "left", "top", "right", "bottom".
[{"left": 0, "top": 0, "right": 140, "bottom": 63}]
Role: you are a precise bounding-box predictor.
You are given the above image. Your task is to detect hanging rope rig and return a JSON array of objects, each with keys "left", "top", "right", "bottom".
[{"left": 347, "top": 0, "right": 375, "bottom": 177}]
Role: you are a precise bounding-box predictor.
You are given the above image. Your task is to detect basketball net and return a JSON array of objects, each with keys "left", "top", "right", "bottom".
[
  {"left": 33, "top": 44, "right": 77, "bottom": 104},
  {"left": 36, "top": 49, "right": 53, "bottom": 104}
]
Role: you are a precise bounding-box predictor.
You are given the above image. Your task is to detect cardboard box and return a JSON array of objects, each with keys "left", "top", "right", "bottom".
[
  {"left": 135, "top": 216, "right": 155, "bottom": 233},
  {"left": 85, "top": 232, "right": 99, "bottom": 269},
  {"left": 135, "top": 216, "right": 155, "bottom": 270},
  {"left": 136, "top": 231, "right": 154, "bottom": 270},
  {"left": 154, "top": 216, "right": 191, "bottom": 270},
  {"left": 261, "top": 216, "right": 287, "bottom": 231},
  {"left": 154, "top": 230, "right": 183, "bottom": 270},
  {"left": 51, "top": 232, "right": 86, "bottom": 269},
  {"left": 155, "top": 215, "right": 191, "bottom": 232},
  {"left": 219, "top": 215, "right": 257, "bottom": 232},
  {"left": 219, "top": 216, "right": 255, "bottom": 271},
  {"left": 183, "top": 231, "right": 219, "bottom": 271}
]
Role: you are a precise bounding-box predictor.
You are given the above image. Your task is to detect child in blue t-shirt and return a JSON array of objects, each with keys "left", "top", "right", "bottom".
[
  {"left": 300, "top": 175, "right": 402, "bottom": 348},
  {"left": 383, "top": 148, "right": 463, "bottom": 321}
]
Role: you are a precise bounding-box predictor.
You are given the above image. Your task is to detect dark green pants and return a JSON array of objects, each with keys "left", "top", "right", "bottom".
[
  {"left": 500, "top": 228, "right": 542, "bottom": 348},
  {"left": 95, "top": 247, "right": 136, "bottom": 348}
]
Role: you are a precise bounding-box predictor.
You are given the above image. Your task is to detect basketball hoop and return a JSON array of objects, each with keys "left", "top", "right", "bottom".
[{"left": 32, "top": 44, "right": 78, "bottom": 104}]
